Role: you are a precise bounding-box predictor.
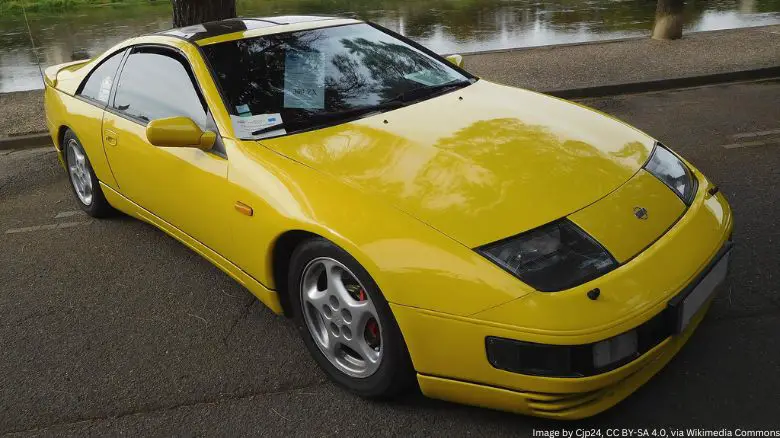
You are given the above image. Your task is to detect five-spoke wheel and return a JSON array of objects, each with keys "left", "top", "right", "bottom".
[
  {"left": 62, "top": 129, "right": 114, "bottom": 218},
  {"left": 300, "top": 257, "right": 383, "bottom": 378},
  {"left": 66, "top": 138, "right": 93, "bottom": 206},
  {"left": 289, "top": 238, "right": 415, "bottom": 398}
]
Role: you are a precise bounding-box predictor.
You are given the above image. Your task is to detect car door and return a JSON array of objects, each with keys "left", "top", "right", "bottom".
[{"left": 101, "top": 45, "right": 233, "bottom": 255}]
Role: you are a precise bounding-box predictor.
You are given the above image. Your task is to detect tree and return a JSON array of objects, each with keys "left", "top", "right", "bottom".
[
  {"left": 652, "top": 0, "right": 685, "bottom": 40},
  {"left": 170, "top": 0, "right": 237, "bottom": 28}
]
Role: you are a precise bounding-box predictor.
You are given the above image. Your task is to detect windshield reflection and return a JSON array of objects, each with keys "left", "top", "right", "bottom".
[{"left": 202, "top": 23, "right": 471, "bottom": 139}]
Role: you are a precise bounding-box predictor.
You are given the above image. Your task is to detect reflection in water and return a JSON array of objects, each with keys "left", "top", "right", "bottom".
[{"left": 1, "top": 0, "right": 779, "bottom": 92}]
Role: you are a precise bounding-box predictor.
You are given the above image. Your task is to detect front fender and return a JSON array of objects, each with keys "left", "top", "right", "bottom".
[{"left": 225, "top": 138, "right": 533, "bottom": 316}]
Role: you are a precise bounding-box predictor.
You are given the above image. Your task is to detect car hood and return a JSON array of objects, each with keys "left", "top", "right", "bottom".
[{"left": 259, "top": 80, "right": 655, "bottom": 247}]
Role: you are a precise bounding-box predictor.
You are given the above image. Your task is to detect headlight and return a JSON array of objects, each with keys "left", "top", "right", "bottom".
[
  {"left": 644, "top": 143, "right": 698, "bottom": 205},
  {"left": 477, "top": 219, "right": 617, "bottom": 292}
]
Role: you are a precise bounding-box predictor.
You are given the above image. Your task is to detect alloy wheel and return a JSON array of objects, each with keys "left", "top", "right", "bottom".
[
  {"left": 66, "top": 139, "right": 93, "bottom": 206},
  {"left": 299, "top": 257, "right": 383, "bottom": 378}
]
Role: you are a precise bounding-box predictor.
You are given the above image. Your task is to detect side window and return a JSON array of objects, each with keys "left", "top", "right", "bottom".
[
  {"left": 113, "top": 49, "right": 209, "bottom": 128},
  {"left": 78, "top": 50, "right": 125, "bottom": 104}
]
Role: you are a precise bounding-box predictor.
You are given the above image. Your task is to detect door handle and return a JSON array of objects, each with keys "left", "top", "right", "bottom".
[{"left": 104, "top": 130, "right": 117, "bottom": 146}]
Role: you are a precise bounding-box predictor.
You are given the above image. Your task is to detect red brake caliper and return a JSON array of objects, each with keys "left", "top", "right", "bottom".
[
  {"left": 358, "top": 289, "right": 378, "bottom": 337},
  {"left": 366, "top": 318, "right": 380, "bottom": 350},
  {"left": 367, "top": 319, "right": 378, "bottom": 338},
  {"left": 354, "top": 287, "right": 380, "bottom": 349}
]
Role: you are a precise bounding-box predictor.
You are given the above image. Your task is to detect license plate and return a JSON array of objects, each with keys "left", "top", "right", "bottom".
[{"left": 670, "top": 249, "right": 731, "bottom": 333}]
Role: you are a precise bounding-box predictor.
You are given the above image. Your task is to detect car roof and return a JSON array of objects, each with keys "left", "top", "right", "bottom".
[{"left": 157, "top": 16, "right": 362, "bottom": 46}]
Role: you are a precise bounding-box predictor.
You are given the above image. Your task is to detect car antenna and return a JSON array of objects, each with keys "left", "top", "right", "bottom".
[{"left": 21, "top": 3, "right": 46, "bottom": 87}]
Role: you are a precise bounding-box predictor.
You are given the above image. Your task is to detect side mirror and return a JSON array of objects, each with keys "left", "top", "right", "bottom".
[
  {"left": 445, "top": 54, "right": 464, "bottom": 69},
  {"left": 146, "top": 116, "right": 216, "bottom": 151}
]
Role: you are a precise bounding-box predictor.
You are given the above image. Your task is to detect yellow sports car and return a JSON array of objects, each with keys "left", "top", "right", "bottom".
[{"left": 43, "top": 16, "right": 733, "bottom": 419}]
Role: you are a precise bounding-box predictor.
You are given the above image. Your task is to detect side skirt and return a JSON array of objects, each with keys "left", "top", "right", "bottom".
[{"left": 101, "top": 182, "right": 284, "bottom": 315}]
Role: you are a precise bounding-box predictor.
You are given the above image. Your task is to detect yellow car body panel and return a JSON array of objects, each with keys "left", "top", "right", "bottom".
[
  {"left": 259, "top": 80, "right": 655, "bottom": 248},
  {"left": 44, "top": 85, "right": 118, "bottom": 188},
  {"left": 395, "top": 180, "right": 731, "bottom": 418},
  {"left": 474, "top": 170, "right": 730, "bottom": 336},
  {"left": 42, "top": 19, "right": 734, "bottom": 419},
  {"left": 101, "top": 112, "right": 235, "bottom": 255},
  {"left": 570, "top": 169, "right": 686, "bottom": 263},
  {"left": 219, "top": 138, "right": 534, "bottom": 316},
  {"left": 417, "top": 298, "right": 711, "bottom": 419}
]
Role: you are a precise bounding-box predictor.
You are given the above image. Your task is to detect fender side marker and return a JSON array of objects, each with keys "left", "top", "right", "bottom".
[{"left": 234, "top": 201, "right": 253, "bottom": 217}]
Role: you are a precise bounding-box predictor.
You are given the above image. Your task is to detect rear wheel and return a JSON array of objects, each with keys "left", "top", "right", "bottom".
[
  {"left": 63, "top": 130, "right": 114, "bottom": 218},
  {"left": 288, "top": 238, "right": 416, "bottom": 398}
]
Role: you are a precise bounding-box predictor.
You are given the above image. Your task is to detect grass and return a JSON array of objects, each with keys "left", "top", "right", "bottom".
[{"left": 0, "top": 0, "right": 160, "bottom": 15}]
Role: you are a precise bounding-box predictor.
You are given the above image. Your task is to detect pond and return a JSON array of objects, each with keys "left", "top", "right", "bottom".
[{"left": 1, "top": 0, "right": 779, "bottom": 92}]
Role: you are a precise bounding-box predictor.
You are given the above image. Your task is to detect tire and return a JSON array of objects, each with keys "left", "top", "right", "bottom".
[
  {"left": 288, "top": 237, "right": 416, "bottom": 398},
  {"left": 63, "top": 130, "right": 114, "bottom": 218}
]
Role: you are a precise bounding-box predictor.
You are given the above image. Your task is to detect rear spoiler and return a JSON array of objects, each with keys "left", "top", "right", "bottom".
[{"left": 43, "top": 59, "right": 91, "bottom": 88}]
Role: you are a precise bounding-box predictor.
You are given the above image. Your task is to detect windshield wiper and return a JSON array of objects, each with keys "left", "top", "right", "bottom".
[
  {"left": 251, "top": 123, "right": 287, "bottom": 136},
  {"left": 250, "top": 102, "right": 404, "bottom": 136},
  {"left": 386, "top": 79, "right": 472, "bottom": 105},
  {"left": 249, "top": 80, "right": 470, "bottom": 136}
]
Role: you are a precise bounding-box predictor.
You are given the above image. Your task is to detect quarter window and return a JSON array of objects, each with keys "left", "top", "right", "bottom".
[
  {"left": 113, "top": 49, "right": 209, "bottom": 128},
  {"left": 79, "top": 50, "right": 125, "bottom": 104}
]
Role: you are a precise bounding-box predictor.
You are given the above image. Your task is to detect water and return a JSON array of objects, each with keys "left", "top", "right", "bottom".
[{"left": 1, "top": 0, "right": 779, "bottom": 93}]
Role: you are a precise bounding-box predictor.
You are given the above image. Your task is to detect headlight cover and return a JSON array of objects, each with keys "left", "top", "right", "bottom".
[
  {"left": 644, "top": 143, "right": 698, "bottom": 205},
  {"left": 477, "top": 220, "right": 617, "bottom": 292}
]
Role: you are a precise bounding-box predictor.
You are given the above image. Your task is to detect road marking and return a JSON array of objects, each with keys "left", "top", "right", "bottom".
[
  {"left": 732, "top": 128, "right": 780, "bottom": 139},
  {"left": 720, "top": 140, "right": 780, "bottom": 150},
  {"left": 55, "top": 210, "right": 86, "bottom": 219},
  {"left": 4, "top": 221, "right": 92, "bottom": 235}
]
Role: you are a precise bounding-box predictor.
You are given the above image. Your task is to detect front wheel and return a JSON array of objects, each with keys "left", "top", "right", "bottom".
[
  {"left": 63, "top": 130, "right": 114, "bottom": 218},
  {"left": 288, "top": 238, "right": 416, "bottom": 398}
]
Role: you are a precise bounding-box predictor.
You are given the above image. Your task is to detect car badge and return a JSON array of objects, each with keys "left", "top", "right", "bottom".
[{"left": 633, "top": 206, "right": 649, "bottom": 220}]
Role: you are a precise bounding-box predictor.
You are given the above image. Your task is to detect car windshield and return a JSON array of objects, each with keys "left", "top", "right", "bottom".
[{"left": 201, "top": 23, "right": 473, "bottom": 139}]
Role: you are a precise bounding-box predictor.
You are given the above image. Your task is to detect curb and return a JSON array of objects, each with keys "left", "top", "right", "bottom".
[
  {"left": 545, "top": 66, "right": 780, "bottom": 99},
  {"left": 0, "top": 133, "right": 52, "bottom": 151},
  {"left": 454, "top": 35, "right": 644, "bottom": 57},
  {"left": 1, "top": 66, "right": 778, "bottom": 153}
]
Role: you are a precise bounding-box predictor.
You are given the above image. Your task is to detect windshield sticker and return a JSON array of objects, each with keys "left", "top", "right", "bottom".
[
  {"left": 97, "top": 76, "right": 112, "bottom": 102},
  {"left": 236, "top": 104, "right": 251, "bottom": 117},
  {"left": 231, "top": 113, "right": 286, "bottom": 139},
  {"left": 283, "top": 50, "right": 325, "bottom": 110},
  {"left": 403, "top": 70, "right": 450, "bottom": 87}
]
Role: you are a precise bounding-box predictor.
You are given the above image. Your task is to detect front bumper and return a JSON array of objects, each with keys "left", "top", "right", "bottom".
[
  {"left": 417, "top": 296, "right": 712, "bottom": 419},
  {"left": 391, "top": 173, "right": 733, "bottom": 419}
]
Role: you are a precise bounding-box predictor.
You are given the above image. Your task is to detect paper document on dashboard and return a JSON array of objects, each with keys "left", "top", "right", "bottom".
[{"left": 231, "top": 114, "right": 286, "bottom": 139}]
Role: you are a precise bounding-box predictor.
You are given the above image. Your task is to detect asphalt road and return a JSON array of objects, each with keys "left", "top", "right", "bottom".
[{"left": 1, "top": 80, "right": 779, "bottom": 437}]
